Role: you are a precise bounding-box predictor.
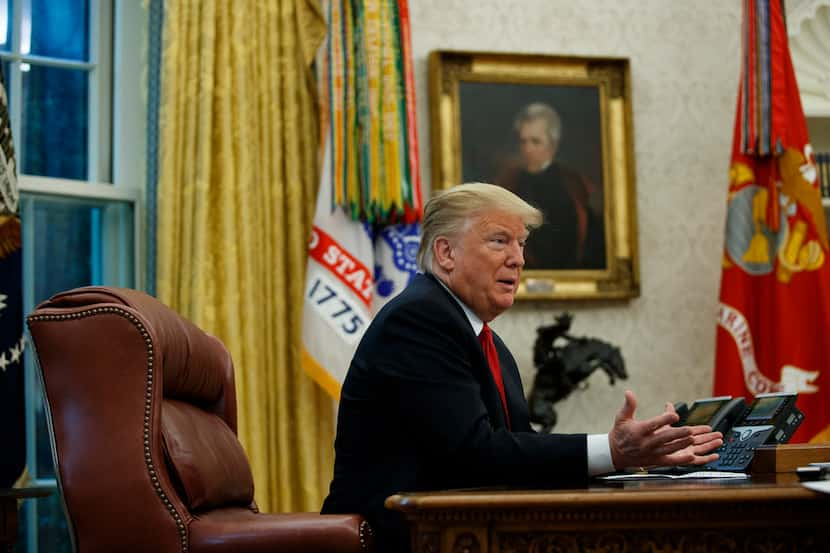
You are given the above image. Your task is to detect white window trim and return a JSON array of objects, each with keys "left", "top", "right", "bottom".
[
  {"left": 19, "top": 175, "right": 140, "bottom": 201},
  {"left": 112, "top": 0, "right": 148, "bottom": 289},
  {"left": 90, "top": 0, "right": 113, "bottom": 182},
  {"left": 19, "top": 175, "right": 143, "bottom": 292}
]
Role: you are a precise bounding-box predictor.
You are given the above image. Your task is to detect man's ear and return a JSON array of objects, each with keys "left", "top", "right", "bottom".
[{"left": 433, "top": 236, "right": 455, "bottom": 271}]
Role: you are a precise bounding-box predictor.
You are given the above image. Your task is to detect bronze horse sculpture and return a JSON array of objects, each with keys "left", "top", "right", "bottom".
[{"left": 527, "top": 313, "right": 628, "bottom": 433}]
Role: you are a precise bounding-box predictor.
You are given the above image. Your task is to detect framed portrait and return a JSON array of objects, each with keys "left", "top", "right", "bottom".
[{"left": 428, "top": 50, "right": 639, "bottom": 300}]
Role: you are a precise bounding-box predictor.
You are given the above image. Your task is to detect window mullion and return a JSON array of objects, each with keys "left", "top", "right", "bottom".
[
  {"left": 90, "top": 0, "right": 112, "bottom": 184},
  {"left": 88, "top": 0, "right": 100, "bottom": 182},
  {"left": 132, "top": 192, "right": 143, "bottom": 289},
  {"left": 0, "top": 53, "right": 94, "bottom": 70},
  {"left": 19, "top": 175, "right": 140, "bottom": 201},
  {"left": 12, "top": 0, "right": 22, "bottom": 55},
  {"left": 9, "top": 61, "right": 21, "bottom": 170}
]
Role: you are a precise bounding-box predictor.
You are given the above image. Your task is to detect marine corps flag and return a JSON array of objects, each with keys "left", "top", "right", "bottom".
[
  {"left": 0, "top": 69, "right": 25, "bottom": 486},
  {"left": 714, "top": 0, "right": 830, "bottom": 443}
]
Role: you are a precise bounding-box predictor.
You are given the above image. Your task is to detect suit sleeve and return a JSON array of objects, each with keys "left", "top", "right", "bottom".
[{"left": 364, "top": 298, "right": 588, "bottom": 489}]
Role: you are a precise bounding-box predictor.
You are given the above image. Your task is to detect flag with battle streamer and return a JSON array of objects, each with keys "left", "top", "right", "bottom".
[
  {"left": 302, "top": 0, "right": 422, "bottom": 398},
  {"left": 0, "top": 68, "right": 26, "bottom": 487},
  {"left": 714, "top": 0, "right": 830, "bottom": 443}
]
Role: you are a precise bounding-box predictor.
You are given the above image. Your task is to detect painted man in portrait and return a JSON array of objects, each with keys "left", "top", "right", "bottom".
[{"left": 504, "top": 102, "right": 606, "bottom": 270}]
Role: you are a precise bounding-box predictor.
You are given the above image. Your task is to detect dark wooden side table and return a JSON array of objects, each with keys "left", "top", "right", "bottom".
[{"left": 0, "top": 487, "right": 52, "bottom": 552}]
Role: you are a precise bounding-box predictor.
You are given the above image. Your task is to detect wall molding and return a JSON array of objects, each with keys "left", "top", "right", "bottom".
[{"left": 788, "top": 0, "right": 830, "bottom": 116}]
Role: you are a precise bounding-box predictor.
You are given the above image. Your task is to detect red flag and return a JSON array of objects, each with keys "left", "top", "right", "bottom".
[{"left": 714, "top": 0, "right": 830, "bottom": 443}]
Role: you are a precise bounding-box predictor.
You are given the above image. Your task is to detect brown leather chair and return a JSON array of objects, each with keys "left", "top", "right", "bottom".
[{"left": 26, "top": 286, "right": 372, "bottom": 553}]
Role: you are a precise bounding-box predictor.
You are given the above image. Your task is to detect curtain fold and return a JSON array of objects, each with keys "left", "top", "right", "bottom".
[{"left": 156, "top": 0, "right": 332, "bottom": 512}]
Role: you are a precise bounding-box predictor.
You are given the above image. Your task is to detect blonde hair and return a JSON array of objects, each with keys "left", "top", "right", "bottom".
[{"left": 417, "top": 182, "right": 542, "bottom": 272}]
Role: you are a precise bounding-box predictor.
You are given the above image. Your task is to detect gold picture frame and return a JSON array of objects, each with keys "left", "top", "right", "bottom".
[{"left": 428, "top": 50, "right": 639, "bottom": 300}]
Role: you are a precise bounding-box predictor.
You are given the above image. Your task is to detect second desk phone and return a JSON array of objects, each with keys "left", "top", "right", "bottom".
[{"left": 672, "top": 392, "right": 804, "bottom": 472}]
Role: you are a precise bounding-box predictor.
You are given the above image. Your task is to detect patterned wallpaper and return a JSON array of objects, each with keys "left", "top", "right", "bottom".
[{"left": 408, "top": 0, "right": 742, "bottom": 432}]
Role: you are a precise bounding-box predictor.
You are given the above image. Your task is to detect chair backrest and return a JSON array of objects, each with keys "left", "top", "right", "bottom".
[{"left": 27, "top": 287, "right": 256, "bottom": 552}]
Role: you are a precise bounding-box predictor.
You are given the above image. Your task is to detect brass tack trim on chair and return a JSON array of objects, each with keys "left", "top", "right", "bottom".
[
  {"left": 28, "top": 306, "right": 190, "bottom": 552},
  {"left": 359, "top": 519, "right": 374, "bottom": 551}
]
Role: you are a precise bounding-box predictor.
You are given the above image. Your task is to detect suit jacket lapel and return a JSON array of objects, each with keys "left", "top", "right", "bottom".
[
  {"left": 421, "top": 273, "right": 512, "bottom": 430},
  {"left": 496, "top": 339, "right": 529, "bottom": 431}
]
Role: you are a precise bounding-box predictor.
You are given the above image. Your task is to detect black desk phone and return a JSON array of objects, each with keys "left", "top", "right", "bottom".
[
  {"left": 705, "top": 392, "right": 804, "bottom": 471},
  {"left": 673, "top": 395, "right": 746, "bottom": 435}
]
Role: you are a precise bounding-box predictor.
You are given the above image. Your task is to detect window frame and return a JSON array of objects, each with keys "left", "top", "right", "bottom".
[{"left": 1, "top": 0, "right": 112, "bottom": 182}]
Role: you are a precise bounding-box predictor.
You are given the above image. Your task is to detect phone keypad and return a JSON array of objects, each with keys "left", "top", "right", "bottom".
[{"left": 707, "top": 424, "right": 775, "bottom": 471}]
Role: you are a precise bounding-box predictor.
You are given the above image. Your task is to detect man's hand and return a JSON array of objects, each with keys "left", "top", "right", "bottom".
[{"left": 609, "top": 390, "right": 724, "bottom": 470}]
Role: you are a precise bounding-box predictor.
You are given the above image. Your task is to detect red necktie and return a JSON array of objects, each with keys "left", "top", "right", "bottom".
[{"left": 478, "top": 323, "right": 511, "bottom": 430}]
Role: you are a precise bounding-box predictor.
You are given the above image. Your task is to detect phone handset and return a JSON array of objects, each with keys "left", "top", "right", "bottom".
[
  {"left": 707, "top": 397, "right": 747, "bottom": 435},
  {"left": 673, "top": 396, "right": 745, "bottom": 433},
  {"left": 671, "top": 402, "right": 689, "bottom": 427}
]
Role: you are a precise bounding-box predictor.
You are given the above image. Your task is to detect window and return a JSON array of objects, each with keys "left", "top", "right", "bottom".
[{"left": 1, "top": 1, "right": 147, "bottom": 551}]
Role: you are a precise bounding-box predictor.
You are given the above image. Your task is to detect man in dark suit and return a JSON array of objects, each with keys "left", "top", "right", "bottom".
[{"left": 321, "top": 183, "right": 722, "bottom": 552}]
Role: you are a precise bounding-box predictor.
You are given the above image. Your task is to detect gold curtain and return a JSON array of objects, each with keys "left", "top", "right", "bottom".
[{"left": 156, "top": 0, "right": 332, "bottom": 512}]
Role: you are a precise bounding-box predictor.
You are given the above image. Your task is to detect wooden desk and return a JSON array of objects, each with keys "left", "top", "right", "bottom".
[
  {"left": 0, "top": 487, "right": 52, "bottom": 552},
  {"left": 386, "top": 475, "right": 830, "bottom": 553}
]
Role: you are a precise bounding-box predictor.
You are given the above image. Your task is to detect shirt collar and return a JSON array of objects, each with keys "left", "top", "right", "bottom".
[{"left": 433, "top": 274, "right": 484, "bottom": 336}]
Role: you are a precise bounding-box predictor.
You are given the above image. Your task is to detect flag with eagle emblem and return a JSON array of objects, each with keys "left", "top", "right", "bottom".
[{"left": 714, "top": 0, "right": 830, "bottom": 443}]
